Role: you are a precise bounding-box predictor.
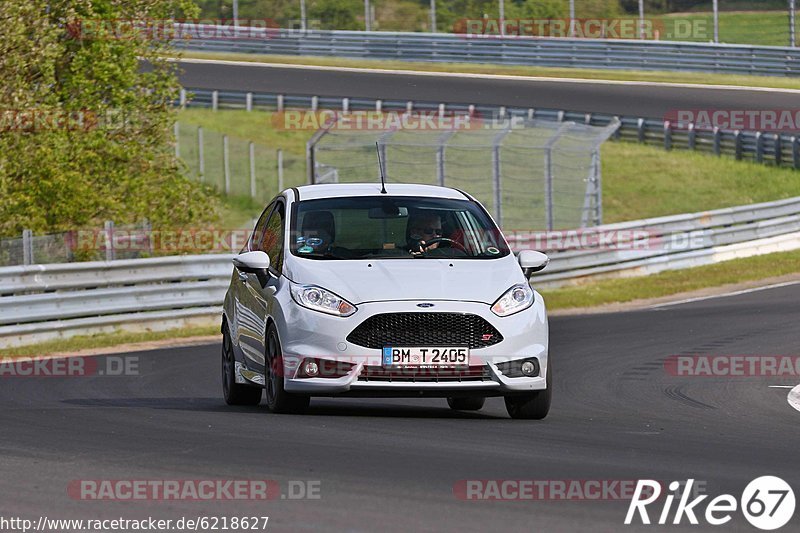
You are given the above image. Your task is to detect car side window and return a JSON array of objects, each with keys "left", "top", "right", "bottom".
[
  {"left": 259, "top": 202, "right": 285, "bottom": 273},
  {"left": 249, "top": 202, "right": 275, "bottom": 252}
]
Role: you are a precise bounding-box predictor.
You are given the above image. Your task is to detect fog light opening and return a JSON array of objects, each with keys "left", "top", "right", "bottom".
[
  {"left": 303, "top": 360, "right": 319, "bottom": 377},
  {"left": 521, "top": 361, "right": 537, "bottom": 376}
]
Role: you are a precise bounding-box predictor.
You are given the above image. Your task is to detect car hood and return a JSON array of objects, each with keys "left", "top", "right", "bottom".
[{"left": 285, "top": 255, "right": 524, "bottom": 305}]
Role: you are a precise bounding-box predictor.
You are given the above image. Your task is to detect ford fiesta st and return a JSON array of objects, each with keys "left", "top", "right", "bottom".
[{"left": 221, "top": 183, "right": 551, "bottom": 419}]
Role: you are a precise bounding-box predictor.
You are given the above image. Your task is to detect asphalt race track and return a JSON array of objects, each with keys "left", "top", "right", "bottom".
[
  {"left": 176, "top": 59, "right": 800, "bottom": 118},
  {"left": 2, "top": 284, "right": 798, "bottom": 532}
]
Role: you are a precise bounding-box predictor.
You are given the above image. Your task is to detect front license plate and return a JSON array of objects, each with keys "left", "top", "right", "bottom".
[{"left": 382, "top": 347, "right": 469, "bottom": 367}]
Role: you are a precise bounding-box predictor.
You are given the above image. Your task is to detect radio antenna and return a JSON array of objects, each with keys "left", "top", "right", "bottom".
[{"left": 375, "top": 142, "right": 387, "bottom": 194}]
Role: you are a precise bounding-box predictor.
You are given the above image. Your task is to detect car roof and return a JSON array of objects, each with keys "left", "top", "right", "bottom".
[{"left": 292, "top": 183, "right": 472, "bottom": 202}]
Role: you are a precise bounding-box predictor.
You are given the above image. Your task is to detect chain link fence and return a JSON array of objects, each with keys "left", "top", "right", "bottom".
[
  {"left": 194, "top": 1, "right": 799, "bottom": 47},
  {"left": 309, "top": 116, "right": 619, "bottom": 230}
]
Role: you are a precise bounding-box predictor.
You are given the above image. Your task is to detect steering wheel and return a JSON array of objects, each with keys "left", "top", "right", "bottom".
[{"left": 420, "top": 237, "right": 467, "bottom": 252}]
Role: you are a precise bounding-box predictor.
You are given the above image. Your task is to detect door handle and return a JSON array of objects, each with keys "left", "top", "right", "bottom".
[{"left": 238, "top": 272, "right": 249, "bottom": 283}]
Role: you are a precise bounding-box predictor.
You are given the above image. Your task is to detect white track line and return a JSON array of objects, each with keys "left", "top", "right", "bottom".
[
  {"left": 173, "top": 57, "right": 800, "bottom": 94},
  {"left": 788, "top": 384, "right": 800, "bottom": 413},
  {"left": 649, "top": 280, "right": 800, "bottom": 310}
]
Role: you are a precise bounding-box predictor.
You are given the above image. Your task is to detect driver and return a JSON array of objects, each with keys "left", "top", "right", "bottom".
[{"left": 408, "top": 211, "right": 443, "bottom": 254}]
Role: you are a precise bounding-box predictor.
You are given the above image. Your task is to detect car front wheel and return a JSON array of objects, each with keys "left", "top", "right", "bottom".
[
  {"left": 264, "top": 323, "right": 310, "bottom": 414},
  {"left": 504, "top": 360, "right": 551, "bottom": 420}
]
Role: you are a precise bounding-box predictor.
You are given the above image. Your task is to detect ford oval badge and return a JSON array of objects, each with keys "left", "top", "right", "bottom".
[{"left": 417, "top": 303, "right": 435, "bottom": 308}]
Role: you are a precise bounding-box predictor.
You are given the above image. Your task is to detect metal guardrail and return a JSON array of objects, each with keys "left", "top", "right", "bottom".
[
  {"left": 183, "top": 88, "right": 800, "bottom": 170},
  {"left": 3, "top": 196, "right": 800, "bottom": 347},
  {"left": 175, "top": 28, "right": 800, "bottom": 77}
]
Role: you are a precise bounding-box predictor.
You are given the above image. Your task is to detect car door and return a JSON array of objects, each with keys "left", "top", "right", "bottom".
[
  {"left": 232, "top": 202, "right": 274, "bottom": 367},
  {"left": 240, "top": 199, "right": 286, "bottom": 370}
]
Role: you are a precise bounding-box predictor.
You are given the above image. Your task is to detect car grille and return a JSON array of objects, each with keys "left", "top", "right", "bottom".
[
  {"left": 346, "top": 313, "right": 503, "bottom": 349},
  {"left": 358, "top": 365, "right": 493, "bottom": 383}
]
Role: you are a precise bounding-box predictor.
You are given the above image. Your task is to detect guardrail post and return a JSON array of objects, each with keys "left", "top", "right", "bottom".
[
  {"left": 793, "top": 136, "right": 800, "bottom": 169},
  {"left": 438, "top": 103, "right": 445, "bottom": 117},
  {"left": 375, "top": 99, "right": 382, "bottom": 113},
  {"left": 663, "top": 121, "right": 672, "bottom": 151},
  {"left": 637, "top": 118, "right": 646, "bottom": 143},
  {"left": 528, "top": 108, "right": 535, "bottom": 120},
  {"left": 22, "top": 229, "right": 33, "bottom": 266},
  {"left": 249, "top": 141, "right": 256, "bottom": 198},
  {"left": 774, "top": 134, "right": 783, "bottom": 166},
  {"left": 246, "top": 92, "right": 253, "bottom": 112},
  {"left": 179, "top": 88, "right": 186, "bottom": 109},
  {"left": 211, "top": 90, "right": 218, "bottom": 111},
  {"left": 104, "top": 221, "right": 115, "bottom": 262},
  {"left": 277, "top": 94, "right": 284, "bottom": 112},
  {"left": 311, "top": 95, "right": 318, "bottom": 111},
  {"left": 277, "top": 149, "right": 284, "bottom": 191},
  {"left": 734, "top": 130, "right": 743, "bottom": 160},
  {"left": 342, "top": 98, "right": 349, "bottom": 112},
  {"left": 585, "top": 113, "right": 592, "bottom": 125},
  {"left": 713, "top": 127, "right": 722, "bottom": 156},
  {"left": 557, "top": 110, "right": 564, "bottom": 122},
  {"left": 406, "top": 101, "right": 414, "bottom": 114},
  {"left": 755, "top": 132, "right": 764, "bottom": 163},
  {"left": 223, "top": 135, "right": 230, "bottom": 194},
  {"left": 688, "top": 123, "right": 696, "bottom": 151},
  {"left": 198, "top": 126, "right": 205, "bottom": 182},
  {"left": 612, "top": 116, "right": 622, "bottom": 140}
]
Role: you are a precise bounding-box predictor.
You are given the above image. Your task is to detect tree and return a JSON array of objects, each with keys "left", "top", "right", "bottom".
[{"left": 0, "top": 0, "right": 219, "bottom": 237}]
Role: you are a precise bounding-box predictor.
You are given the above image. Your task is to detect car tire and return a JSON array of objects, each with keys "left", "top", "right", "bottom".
[
  {"left": 264, "top": 323, "right": 310, "bottom": 414},
  {"left": 222, "top": 323, "right": 263, "bottom": 406},
  {"left": 447, "top": 397, "right": 485, "bottom": 411},
  {"left": 504, "top": 359, "right": 551, "bottom": 420}
]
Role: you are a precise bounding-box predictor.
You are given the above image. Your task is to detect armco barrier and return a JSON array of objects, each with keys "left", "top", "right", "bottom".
[
  {"left": 2, "top": 197, "right": 800, "bottom": 347},
  {"left": 175, "top": 28, "right": 800, "bottom": 77}
]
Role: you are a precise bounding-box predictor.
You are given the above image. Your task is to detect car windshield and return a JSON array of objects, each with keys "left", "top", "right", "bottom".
[{"left": 290, "top": 196, "right": 510, "bottom": 260}]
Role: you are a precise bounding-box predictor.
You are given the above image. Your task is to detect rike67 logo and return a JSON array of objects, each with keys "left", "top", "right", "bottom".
[{"left": 626, "top": 477, "right": 795, "bottom": 530}]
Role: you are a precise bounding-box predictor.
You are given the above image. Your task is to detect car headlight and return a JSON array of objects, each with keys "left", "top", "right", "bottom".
[
  {"left": 290, "top": 283, "right": 357, "bottom": 317},
  {"left": 491, "top": 283, "right": 534, "bottom": 317}
]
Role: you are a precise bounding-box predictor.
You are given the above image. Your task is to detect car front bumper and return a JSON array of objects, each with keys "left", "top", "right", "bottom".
[{"left": 274, "top": 295, "right": 549, "bottom": 397}]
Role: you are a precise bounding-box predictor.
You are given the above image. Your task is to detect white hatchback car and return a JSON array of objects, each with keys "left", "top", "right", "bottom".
[{"left": 222, "top": 183, "right": 551, "bottom": 419}]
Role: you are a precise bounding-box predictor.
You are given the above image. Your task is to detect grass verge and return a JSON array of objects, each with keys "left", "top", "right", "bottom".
[
  {"left": 540, "top": 248, "right": 800, "bottom": 310},
  {"left": 0, "top": 326, "right": 219, "bottom": 358},
  {"left": 179, "top": 50, "right": 800, "bottom": 91}
]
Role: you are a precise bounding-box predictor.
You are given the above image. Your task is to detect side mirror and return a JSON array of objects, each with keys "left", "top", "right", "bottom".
[
  {"left": 233, "top": 251, "right": 272, "bottom": 287},
  {"left": 518, "top": 250, "right": 549, "bottom": 279}
]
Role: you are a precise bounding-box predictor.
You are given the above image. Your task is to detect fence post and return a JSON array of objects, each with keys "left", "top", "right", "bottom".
[
  {"left": 713, "top": 127, "right": 722, "bottom": 156},
  {"left": 277, "top": 94, "right": 284, "bottom": 112},
  {"left": 612, "top": 116, "right": 622, "bottom": 140},
  {"left": 306, "top": 140, "right": 315, "bottom": 184},
  {"left": 755, "top": 131, "right": 764, "bottom": 163},
  {"left": 311, "top": 95, "right": 319, "bottom": 111},
  {"left": 376, "top": 99, "right": 382, "bottom": 113},
  {"left": 179, "top": 88, "right": 186, "bottom": 109},
  {"left": 211, "top": 90, "right": 218, "bottom": 111},
  {"left": 688, "top": 123, "right": 696, "bottom": 151},
  {"left": 774, "top": 134, "right": 783, "bottom": 166},
  {"left": 198, "top": 126, "right": 205, "bottom": 182},
  {"left": 407, "top": 101, "right": 414, "bottom": 114},
  {"left": 174, "top": 121, "right": 180, "bottom": 158},
  {"left": 223, "top": 135, "right": 231, "bottom": 194},
  {"left": 793, "top": 136, "right": 800, "bottom": 169},
  {"left": 22, "top": 229, "right": 33, "bottom": 266},
  {"left": 249, "top": 141, "right": 256, "bottom": 198},
  {"left": 342, "top": 97, "right": 349, "bottom": 112},
  {"left": 637, "top": 118, "right": 646, "bottom": 143},
  {"left": 246, "top": 92, "right": 253, "bottom": 111},
  {"left": 663, "top": 121, "right": 672, "bottom": 151},
  {"left": 104, "top": 221, "right": 115, "bottom": 261},
  {"left": 277, "top": 149, "right": 284, "bottom": 191},
  {"left": 734, "top": 130, "right": 743, "bottom": 160}
]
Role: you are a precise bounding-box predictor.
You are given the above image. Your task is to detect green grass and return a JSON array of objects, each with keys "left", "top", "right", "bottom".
[
  {"left": 178, "top": 108, "right": 800, "bottom": 225},
  {"left": 655, "top": 10, "right": 793, "bottom": 47},
  {"left": 179, "top": 51, "right": 800, "bottom": 91},
  {"left": 540, "top": 248, "right": 800, "bottom": 310},
  {"left": 0, "top": 326, "right": 219, "bottom": 358}
]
